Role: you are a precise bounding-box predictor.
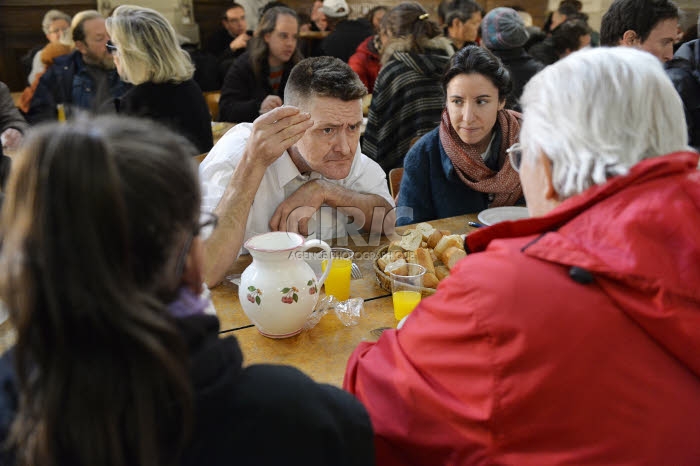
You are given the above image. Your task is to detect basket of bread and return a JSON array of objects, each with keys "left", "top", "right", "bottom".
[{"left": 374, "top": 222, "right": 467, "bottom": 296}]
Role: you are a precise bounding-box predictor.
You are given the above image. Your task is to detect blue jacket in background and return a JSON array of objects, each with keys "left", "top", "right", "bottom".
[
  {"left": 26, "top": 50, "right": 127, "bottom": 124},
  {"left": 666, "top": 39, "right": 700, "bottom": 151},
  {"left": 397, "top": 127, "right": 496, "bottom": 226}
]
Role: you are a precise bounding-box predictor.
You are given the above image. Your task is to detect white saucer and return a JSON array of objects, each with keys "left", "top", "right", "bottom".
[{"left": 478, "top": 206, "right": 530, "bottom": 226}]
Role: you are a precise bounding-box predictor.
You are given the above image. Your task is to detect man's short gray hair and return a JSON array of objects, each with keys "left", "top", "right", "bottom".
[
  {"left": 284, "top": 56, "right": 367, "bottom": 109},
  {"left": 520, "top": 47, "right": 688, "bottom": 200},
  {"left": 42, "top": 9, "right": 71, "bottom": 34}
]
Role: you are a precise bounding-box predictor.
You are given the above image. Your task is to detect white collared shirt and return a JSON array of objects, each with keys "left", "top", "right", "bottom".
[{"left": 200, "top": 123, "right": 394, "bottom": 256}]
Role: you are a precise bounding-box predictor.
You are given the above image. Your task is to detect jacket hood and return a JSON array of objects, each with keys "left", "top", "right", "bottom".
[
  {"left": 354, "top": 36, "right": 380, "bottom": 60},
  {"left": 468, "top": 151, "right": 700, "bottom": 377},
  {"left": 382, "top": 35, "right": 454, "bottom": 68},
  {"left": 175, "top": 315, "right": 244, "bottom": 409},
  {"left": 674, "top": 38, "right": 698, "bottom": 65}
]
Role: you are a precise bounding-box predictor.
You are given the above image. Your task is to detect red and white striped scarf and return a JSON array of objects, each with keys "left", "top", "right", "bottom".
[{"left": 439, "top": 108, "right": 523, "bottom": 207}]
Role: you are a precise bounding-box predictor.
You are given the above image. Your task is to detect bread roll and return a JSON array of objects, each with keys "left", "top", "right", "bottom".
[
  {"left": 415, "top": 222, "right": 437, "bottom": 241},
  {"left": 434, "top": 265, "right": 450, "bottom": 280},
  {"left": 414, "top": 247, "right": 435, "bottom": 275},
  {"left": 398, "top": 229, "right": 423, "bottom": 251},
  {"left": 378, "top": 253, "right": 392, "bottom": 271},
  {"left": 443, "top": 246, "right": 467, "bottom": 270},
  {"left": 427, "top": 229, "right": 443, "bottom": 249},
  {"left": 435, "top": 236, "right": 465, "bottom": 260},
  {"left": 385, "top": 258, "right": 408, "bottom": 276},
  {"left": 388, "top": 241, "right": 403, "bottom": 253},
  {"left": 429, "top": 249, "right": 439, "bottom": 264},
  {"left": 423, "top": 272, "right": 439, "bottom": 289}
]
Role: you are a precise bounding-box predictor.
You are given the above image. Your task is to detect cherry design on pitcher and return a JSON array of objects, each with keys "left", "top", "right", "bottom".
[
  {"left": 246, "top": 286, "right": 262, "bottom": 305},
  {"left": 308, "top": 279, "right": 317, "bottom": 295},
  {"left": 281, "top": 286, "right": 299, "bottom": 304}
]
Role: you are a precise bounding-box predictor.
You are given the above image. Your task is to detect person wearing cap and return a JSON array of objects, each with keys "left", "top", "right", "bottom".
[
  {"left": 318, "top": 0, "right": 373, "bottom": 62},
  {"left": 481, "top": 7, "right": 544, "bottom": 110}
]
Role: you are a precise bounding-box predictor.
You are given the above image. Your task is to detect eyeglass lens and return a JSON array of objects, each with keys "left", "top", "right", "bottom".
[
  {"left": 106, "top": 41, "right": 118, "bottom": 55},
  {"left": 197, "top": 212, "right": 218, "bottom": 240},
  {"left": 508, "top": 144, "right": 522, "bottom": 173}
]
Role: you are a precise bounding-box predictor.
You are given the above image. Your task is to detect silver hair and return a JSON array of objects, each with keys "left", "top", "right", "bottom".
[
  {"left": 519, "top": 47, "right": 688, "bottom": 200},
  {"left": 42, "top": 9, "right": 71, "bottom": 34}
]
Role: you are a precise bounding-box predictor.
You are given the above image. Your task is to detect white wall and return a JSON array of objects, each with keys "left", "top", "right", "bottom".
[{"left": 549, "top": 0, "right": 698, "bottom": 32}]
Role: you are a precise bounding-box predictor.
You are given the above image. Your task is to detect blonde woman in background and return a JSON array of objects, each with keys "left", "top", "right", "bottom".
[{"left": 106, "top": 5, "right": 213, "bottom": 154}]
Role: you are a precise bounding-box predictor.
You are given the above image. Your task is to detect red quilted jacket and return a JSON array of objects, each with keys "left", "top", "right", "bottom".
[{"left": 345, "top": 151, "right": 700, "bottom": 465}]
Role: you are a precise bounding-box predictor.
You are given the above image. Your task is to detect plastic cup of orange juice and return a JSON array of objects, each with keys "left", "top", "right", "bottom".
[
  {"left": 321, "top": 248, "right": 354, "bottom": 301},
  {"left": 56, "top": 103, "right": 66, "bottom": 122},
  {"left": 387, "top": 263, "right": 425, "bottom": 321}
]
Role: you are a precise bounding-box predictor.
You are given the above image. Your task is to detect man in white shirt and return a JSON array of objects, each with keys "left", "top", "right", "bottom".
[{"left": 200, "top": 56, "right": 395, "bottom": 286}]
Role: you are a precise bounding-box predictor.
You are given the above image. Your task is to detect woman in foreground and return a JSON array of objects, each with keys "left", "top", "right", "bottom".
[
  {"left": 345, "top": 47, "right": 700, "bottom": 465},
  {"left": 0, "top": 115, "right": 373, "bottom": 466}
]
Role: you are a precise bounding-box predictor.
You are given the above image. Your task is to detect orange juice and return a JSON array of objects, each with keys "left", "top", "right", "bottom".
[
  {"left": 392, "top": 290, "right": 421, "bottom": 320},
  {"left": 56, "top": 104, "right": 66, "bottom": 122},
  {"left": 322, "top": 258, "right": 352, "bottom": 301}
]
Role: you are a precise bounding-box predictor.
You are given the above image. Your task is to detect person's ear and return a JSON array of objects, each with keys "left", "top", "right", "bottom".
[
  {"left": 621, "top": 30, "right": 639, "bottom": 46},
  {"left": 498, "top": 99, "right": 506, "bottom": 111},
  {"left": 540, "top": 153, "right": 559, "bottom": 203},
  {"left": 74, "top": 40, "right": 87, "bottom": 54},
  {"left": 181, "top": 238, "right": 204, "bottom": 294}
]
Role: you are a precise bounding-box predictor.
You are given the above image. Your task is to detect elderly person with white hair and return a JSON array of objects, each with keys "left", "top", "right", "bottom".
[
  {"left": 344, "top": 47, "right": 700, "bottom": 466},
  {"left": 24, "top": 9, "right": 72, "bottom": 85}
]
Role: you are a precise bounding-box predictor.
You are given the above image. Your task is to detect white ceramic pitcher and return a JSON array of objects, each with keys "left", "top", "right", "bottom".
[{"left": 239, "top": 232, "right": 332, "bottom": 338}]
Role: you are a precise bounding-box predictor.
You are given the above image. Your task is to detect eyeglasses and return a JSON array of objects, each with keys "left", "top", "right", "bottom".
[
  {"left": 507, "top": 143, "right": 523, "bottom": 173},
  {"left": 105, "top": 40, "right": 118, "bottom": 56},
  {"left": 195, "top": 211, "right": 218, "bottom": 241},
  {"left": 174, "top": 211, "right": 219, "bottom": 278},
  {"left": 48, "top": 27, "right": 69, "bottom": 35}
]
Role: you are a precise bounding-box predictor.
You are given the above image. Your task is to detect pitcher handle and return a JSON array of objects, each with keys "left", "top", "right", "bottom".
[{"left": 299, "top": 239, "right": 332, "bottom": 289}]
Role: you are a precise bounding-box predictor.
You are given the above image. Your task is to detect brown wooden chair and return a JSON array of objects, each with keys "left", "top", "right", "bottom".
[
  {"left": 203, "top": 91, "right": 221, "bottom": 121},
  {"left": 388, "top": 167, "right": 403, "bottom": 201},
  {"left": 195, "top": 152, "right": 208, "bottom": 164}
]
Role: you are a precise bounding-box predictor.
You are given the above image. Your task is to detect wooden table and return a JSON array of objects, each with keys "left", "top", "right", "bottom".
[
  {"left": 0, "top": 214, "right": 479, "bottom": 383},
  {"left": 215, "top": 214, "right": 479, "bottom": 386}
]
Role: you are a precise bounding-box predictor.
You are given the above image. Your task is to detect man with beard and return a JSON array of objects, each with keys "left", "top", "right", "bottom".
[{"left": 26, "top": 10, "right": 127, "bottom": 124}]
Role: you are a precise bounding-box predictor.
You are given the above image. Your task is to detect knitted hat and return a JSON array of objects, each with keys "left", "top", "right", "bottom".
[
  {"left": 321, "top": 0, "right": 350, "bottom": 18},
  {"left": 481, "top": 7, "right": 529, "bottom": 50}
]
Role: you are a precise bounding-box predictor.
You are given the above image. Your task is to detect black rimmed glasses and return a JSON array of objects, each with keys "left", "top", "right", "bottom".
[
  {"left": 174, "top": 211, "right": 219, "bottom": 278},
  {"left": 105, "top": 40, "right": 118, "bottom": 56},
  {"left": 507, "top": 143, "right": 523, "bottom": 173}
]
